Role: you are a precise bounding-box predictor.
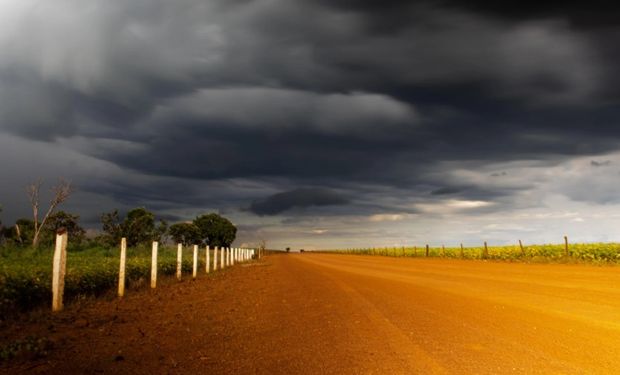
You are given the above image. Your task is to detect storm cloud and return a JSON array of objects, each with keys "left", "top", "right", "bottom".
[
  {"left": 1, "top": 0, "right": 620, "bottom": 248},
  {"left": 248, "top": 188, "right": 349, "bottom": 216}
]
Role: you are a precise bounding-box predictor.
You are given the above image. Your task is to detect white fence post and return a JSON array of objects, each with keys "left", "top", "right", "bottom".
[
  {"left": 221, "top": 246, "right": 225, "bottom": 269},
  {"left": 232, "top": 247, "right": 235, "bottom": 266},
  {"left": 214, "top": 246, "right": 218, "bottom": 271},
  {"left": 176, "top": 243, "right": 183, "bottom": 280},
  {"left": 52, "top": 230, "right": 68, "bottom": 312},
  {"left": 193, "top": 244, "right": 198, "bottom": 279},
  {"left": 151, "top": 241, "right": 158, "bottom": 288},
  {"left": 118, "top": 237, "right": 127, "bottom": 297},
  {"left": 205, "top": 245, "right": 210, "bottom": 273}
]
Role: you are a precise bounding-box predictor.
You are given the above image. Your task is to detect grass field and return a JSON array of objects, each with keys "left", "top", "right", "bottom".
[
  {"left": 327, "top": 242, "right": 620, "bottom": 263},
  {"left": 0, "top": 245, "right": 200, "bottom": 317}
]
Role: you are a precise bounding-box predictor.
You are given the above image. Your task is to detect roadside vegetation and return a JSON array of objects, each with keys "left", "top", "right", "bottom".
[
  {"left": 0, "top": 187, "right": 239, "bottom": 318},
  {"left": 0, "top": 244, "right": 198, "bottom": 317},
  {"left": 327, "top": 243, "right": 620, "bottom": 264}
]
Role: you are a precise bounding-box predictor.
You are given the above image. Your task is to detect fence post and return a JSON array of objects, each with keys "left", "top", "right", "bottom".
[
  {"left": 214, "top": 246, "right": 218, "bottom": 271},
  {"left": 176, "top": 243, "right": 183, "bottom": 280},
  {"left": 193, "top": 244, "right": 198, "bottom": 279},
  {"left": 221, "top": 246, "right": 225, "bottom": 269},
  {"left": 52, "top": 230, "right": 68, "bottom": 312},
  {"left": 231, "top": 247, "right": 235, "bottom": 266},
  {"left": 118, "top": 237, "right": 127, "bottom": 297},
  {"left": 460, "top": 243, "right": 464, "bottom": 258},
  {"left": 518, "top": 239, "right": 524, "bottom": 257},
  {"left": 483, "top": 241, "right": 488, "bottom": 259},
  {"left": 425, "top": 244, "right": 429, "bottom": 257},
  {"left": 564, "top": 236, "right": 569, "bottom": 257},
  {"left": 205, "top": 245, "right": 210, "bottom": 273},
  {"left": 151, "top": 241, "right": 158, "bottom": 288}
]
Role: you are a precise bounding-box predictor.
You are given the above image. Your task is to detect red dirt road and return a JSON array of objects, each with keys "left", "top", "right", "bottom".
[{"left": 3, "top": 253, "right": 620, "bottom": 374}]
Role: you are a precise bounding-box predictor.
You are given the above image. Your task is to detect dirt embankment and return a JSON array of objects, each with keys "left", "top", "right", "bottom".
[{"left": 3, "top": 254, "right": 620, "bottom": 374}]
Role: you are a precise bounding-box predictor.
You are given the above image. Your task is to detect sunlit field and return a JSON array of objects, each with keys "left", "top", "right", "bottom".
[
  {"left": 325, "top": 242, "right": 620, "bottom": 263},
  {"left": 0, "top": 245, "right": 199, "bottom": 317}
]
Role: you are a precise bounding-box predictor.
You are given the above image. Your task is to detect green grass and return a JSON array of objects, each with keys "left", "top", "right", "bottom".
[
  {"left": 0, "top": 245, "right": 204, "bottom": 317},
  {"left": 327, "top": 242, "right": 620, "bottom": 263}
]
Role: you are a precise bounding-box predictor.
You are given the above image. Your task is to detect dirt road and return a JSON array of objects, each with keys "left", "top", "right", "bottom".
[{"left": 3, "top": 253, "right": 620, "bottom": 374}]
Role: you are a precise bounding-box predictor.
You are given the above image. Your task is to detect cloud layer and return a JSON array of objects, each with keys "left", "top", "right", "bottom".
[{"left": 1, "top": 0, "right": 620, "bottom": 248}]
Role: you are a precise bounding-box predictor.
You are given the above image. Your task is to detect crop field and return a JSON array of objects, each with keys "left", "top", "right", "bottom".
[
  {"left": 0, "top": 246, "right": 200, "bottom": 317},
  {"left": 328, "top": 242, "right": 620, "bottom": 263}
]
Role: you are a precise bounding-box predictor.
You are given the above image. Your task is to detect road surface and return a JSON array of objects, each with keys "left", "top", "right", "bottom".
[{"left": 3, "top": 253, "right": 620, "bottom": 374}]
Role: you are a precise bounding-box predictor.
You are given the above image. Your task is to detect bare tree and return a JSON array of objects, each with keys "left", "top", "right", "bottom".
[
  {"left": 258, "top": 238, "right": 267, "bottom": 259},
  {"left": 27, "top": 178, "right": 73, "bottom": 247}
]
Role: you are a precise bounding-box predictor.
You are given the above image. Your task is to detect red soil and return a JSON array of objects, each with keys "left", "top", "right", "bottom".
[{"left": 2, "top": 253, "right": 620, "bottom": 374}]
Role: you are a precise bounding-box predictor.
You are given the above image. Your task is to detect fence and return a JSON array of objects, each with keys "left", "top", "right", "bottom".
[
  {"left": 322, "top": 236, "right": 620, "bottom": 262},
  {"left": 51, "top": 231, "right": 255, "bottom": 312}
]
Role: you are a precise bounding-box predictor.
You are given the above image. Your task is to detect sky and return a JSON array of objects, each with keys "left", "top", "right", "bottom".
[{"left": 1, "top": 0, "right": 620, "bottom": 249}]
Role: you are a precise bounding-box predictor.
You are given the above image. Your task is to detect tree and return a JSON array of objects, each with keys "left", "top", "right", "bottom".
[
  {"left": 258, "top": 238, "right": 266, "bottom": 259},
  {"left": 169, "top": 222, "right": 202, "bottom": 246},
  {"left": 101, "top": 209, "right": 123, "bottom": 246},
  {"left": 14, "top": 218, "right": 35, "bottom": 245},
  {"left": 26, "top": 179, "right": 72, "bottom": 247},
  {"left": 41, "top": 211, "right": 85, "bottom": 245},
  {"left": 100, "top": 207, "right": 165, "bottom": 247},
  {"left": 193, "top": 213, "right": 237, "bottom": 247},
  {"left": 124, "top": 207, "right": 155, "bottom": 246},
  {"left": 153, "top": 219, "right": 169, "bottom": 243}
]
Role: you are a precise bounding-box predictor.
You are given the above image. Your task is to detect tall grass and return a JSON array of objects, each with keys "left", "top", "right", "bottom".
[{"left": 0, "top": 245, "right": 200, "bottom": 317}]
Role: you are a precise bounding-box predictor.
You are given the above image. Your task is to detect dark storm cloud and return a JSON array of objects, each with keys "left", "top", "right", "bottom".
[
  {"left": 431, "top": 187, "right": 461, "bottom": 195},
  {"left": 1, "top": 0, "right": 620, "bottom": 241},
  {"left": 322, "top": 0, "right": 620, "bottom": 29},
  {"left": 248, "top": 188, "right": 349, "bottom": 216},
  {"left": 435, "top": 1, "right": 620, "bottom": 29}
]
